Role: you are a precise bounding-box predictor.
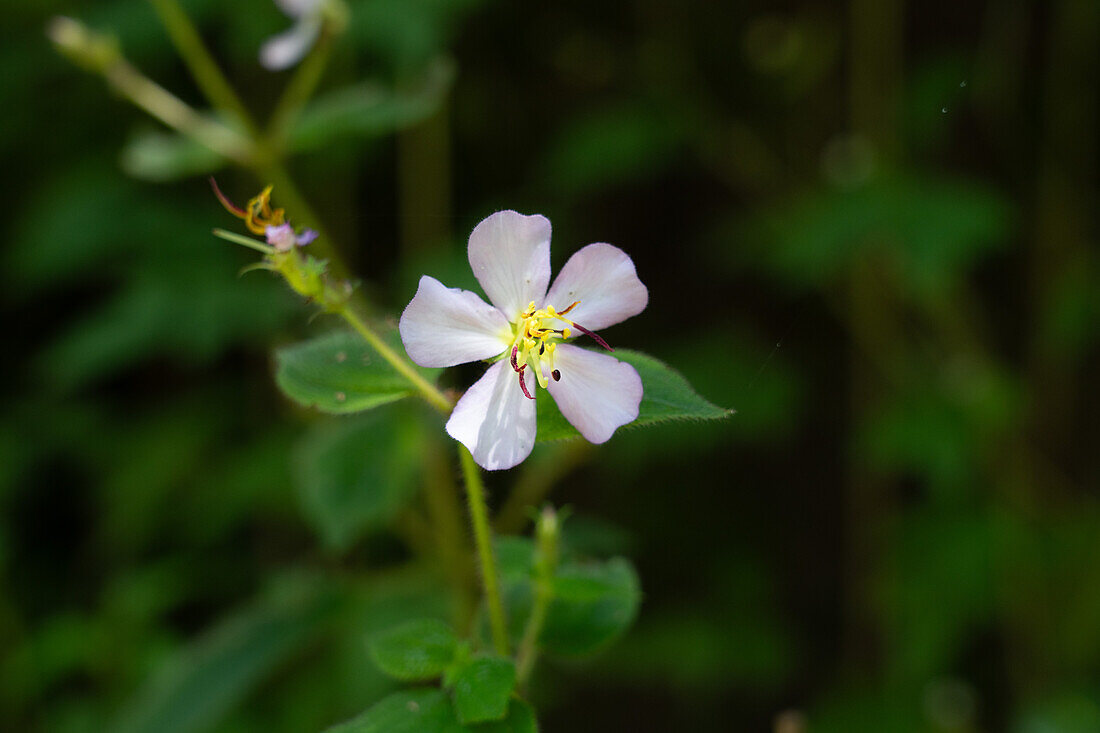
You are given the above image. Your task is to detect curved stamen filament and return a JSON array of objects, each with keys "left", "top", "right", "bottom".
[
  {"left": 509, "top": 300, "right": 612, "bottom": 396},
  {"left": 211, "top": 179, "right": 287, "bottom": 235},
  {"left": 568, "top": 321, "right": 612, "bottom": 351},
  {"left": 517, "top": 366, "right": 534, "bottom": 400}
]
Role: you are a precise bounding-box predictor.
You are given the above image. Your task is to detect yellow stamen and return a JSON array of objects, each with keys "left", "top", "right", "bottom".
[{"left": 508, "top": 301, "right": 582, "bottom": 395}]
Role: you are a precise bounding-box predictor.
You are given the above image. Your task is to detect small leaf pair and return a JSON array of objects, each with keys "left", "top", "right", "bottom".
[{"left": 366, "top": 619, "right": 520, "bottom": 726}]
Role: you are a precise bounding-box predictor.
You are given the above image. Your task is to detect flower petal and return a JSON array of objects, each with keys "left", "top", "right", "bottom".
[
  {"left": 274, "top": 0, "right": 321, "bottom": 18},
  {"left": 546, "top": 344, "right": 642, "bottom": 444},
  {"left": 446, "top": 360, "right": 538, "bottom": 471},
  {"left": 259, "top": 18, "right": 320, "bottom": 70},
  {"left": 296, "top": 228, "right": 318, "bottom": 246},
  {"left": 399, "top": 276, "right": 513, "bottom": 368},
  {"left": 544, "top": 243, "right": 648, "bottom": 331},
  {"left": 265, "top": 223, "right": 297, "bottom": 252},
  {"left": 468, "top": 211, "right": 552, "bottom": 321}
]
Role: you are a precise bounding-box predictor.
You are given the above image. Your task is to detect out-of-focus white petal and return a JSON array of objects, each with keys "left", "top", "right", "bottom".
[
  {"left": 446, "top": 361, "right": 537, "bottom": 470},
  {"left": 468, "top": 211, "right": 551, "bottom": 321},
  {"left": 546, "top": 344, "right": 642, "bottom": 444},
  {"left": 399, "top": 276, "right": 513, "bottom": 368},
  {"left": 275, "top": 0, "right": 322, "bottom": 18},
  {"left": 259, "top": 18, "right": 320, "bottom": 70},
  {"left": 545, "top": 243, "right": 648, "bottom": 332}
]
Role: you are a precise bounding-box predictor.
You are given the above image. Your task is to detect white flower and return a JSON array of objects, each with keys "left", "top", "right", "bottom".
[
  {"left": 399, "top": 211, "right": 648, "bottom": 471},
  {"left": 260, "top": 0, "right": 325, "bottom": 71}
]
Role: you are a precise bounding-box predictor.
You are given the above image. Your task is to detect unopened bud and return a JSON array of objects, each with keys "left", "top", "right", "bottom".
[
  {"left": 536, "top": 505, "right": 559, "bottom": 552},
  {"left": 47, "top": 16, "right": 120, "bottom": 72}
]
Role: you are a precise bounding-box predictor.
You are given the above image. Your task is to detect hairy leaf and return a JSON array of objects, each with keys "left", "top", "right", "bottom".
[
  {"left": 276, "top": 330, "right": 436, "bottom": 415},
  {"left": 367, "top": 619, "right": 458, "bottom": 681},
  {"left": 536, "top": 349, "right": 730, "bottom": 442}
]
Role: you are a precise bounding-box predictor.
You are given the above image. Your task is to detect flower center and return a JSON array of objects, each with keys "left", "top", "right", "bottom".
[{"left": 508, "top": 301, "right": 611, "bottom": 399}]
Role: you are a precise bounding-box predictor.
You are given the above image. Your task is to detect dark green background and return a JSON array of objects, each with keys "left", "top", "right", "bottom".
[{"left": 4, "top": 0, "right": 1099, "bottom": 730}]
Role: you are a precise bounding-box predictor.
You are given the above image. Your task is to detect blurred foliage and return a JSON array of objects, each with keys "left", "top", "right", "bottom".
[{"left": 4, "top": 0, "right": 1100, "bottom": 731}]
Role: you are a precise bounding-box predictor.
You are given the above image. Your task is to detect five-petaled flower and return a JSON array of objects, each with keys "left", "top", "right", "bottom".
[{"left": 399, "top": 211, "right": 648, "bottom": 471}]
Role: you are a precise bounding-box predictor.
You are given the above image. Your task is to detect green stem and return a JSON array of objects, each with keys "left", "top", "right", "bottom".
[
  {"left": 99, "top": 59, "right": 251, "bottom": 163},
  {"left": 147, "top": 0, "right": 258, "bottom": 132},
  {"left": 212, "top": 228, "right": 276, "bottom": 254},
  {"left": 267, "top": 25, "right": 335, "bottom": 148},
  {"left": 145, "top": 0, "right": 349, "bottom": 276},
  {"left": 459, "top": 446, "right": 510, "bottom": 657},
  {"left": 516, "top": 506, "right": 558, "bottom": 686},
  {"left": 255, "top": 162, "right": 345, "bottom": 274},
  {"left": 337, "top": 305, "right": 453, "bottom": 414}
]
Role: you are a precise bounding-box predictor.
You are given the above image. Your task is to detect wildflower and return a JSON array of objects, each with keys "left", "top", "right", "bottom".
[
  {"left": 399, "top": 211, "right": 647, "bottom": 470},
  {"left": 260, "top": 0, "right": 324, "bottom": 71},
  {"left": 211, "top": 179, "right": 317, "bottom": 251},
  {"left": 266, "top": 222, "right": 319, "bottom": 252},
  {"left": 211, "top": 179, "right": 341, "bottom": 305}
]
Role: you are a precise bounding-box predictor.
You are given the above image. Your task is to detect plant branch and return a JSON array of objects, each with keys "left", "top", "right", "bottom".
[
  {"left": 267, "top": 24, "right": 336, "bottom": 148},
  {"left": 459, "top": 446, "right": 510, "bottom": 656},
  {"left": 337, "top": 305, "right": 453, "bottom": 414},
  {"left": 147, "top": 0, "right": 258, "bottom": 132}
]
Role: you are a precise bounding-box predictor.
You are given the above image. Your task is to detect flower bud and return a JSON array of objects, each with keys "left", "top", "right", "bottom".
[{"left": 47, "top": 16, "right": 120, "bottom": 73}]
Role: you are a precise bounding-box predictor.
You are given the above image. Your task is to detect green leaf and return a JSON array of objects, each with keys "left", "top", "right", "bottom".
[
  {"left": 293, "top": 408, "right": 425, "bottom": 550},
  {"left": 326, "top": 690, "right": 536, "bottom": 733},
  {"left": 120, "top": 128, "right": 228, "bottom": 182},
  {"left": 109, "top": 576, "right": 341, "bottom": 733},
  {"left": 1014, "top": 692, "right": 1100, "bottom": 733},
  {"left": 275, "top": 330, "right": 437, "bottom": 415},
  {"left": 345, "top": 0, "right": 484, "bottom": 71},
  {"left": 474, "top": 699, "right": 538, "bottom": 733},
  {"left": 324, "top": 689, "right": 454, "bottom": 733},
  {"left": 539, "top": 103, "right": 683, "bottom": 198},
  {"left": 738, "top": 174, "right": 1011, "bottom": 300},
  {"left": 449, "top": 657, "right": 517, "bottom": 724},
  {"left": 542, "top": 558, "right": 641, "bottom": 656},
  {"left": 536, "top": 349, "right": 730, "bottom": 442},
  {"left": 290, "top": 60, "right": 454, "bottom": 152},
  {"left": 367, "top": 619, "right": 458, "bottom": 681},
  {"left": 494, "top": 538, "right": 641, "bottom": 658},
  {"left": 118, "top": 61, "right": 452, "bottom": 182}
]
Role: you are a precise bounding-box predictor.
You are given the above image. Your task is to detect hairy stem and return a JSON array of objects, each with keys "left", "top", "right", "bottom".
[
  {"left": 145, "top": 0, "right": 349, "bottom": 274},
  {"left": 459, "top": 446, "right": 510, "bottom": 656},
  {"left": 337, "top": 306, "right": 453, "bottom": 414}
]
